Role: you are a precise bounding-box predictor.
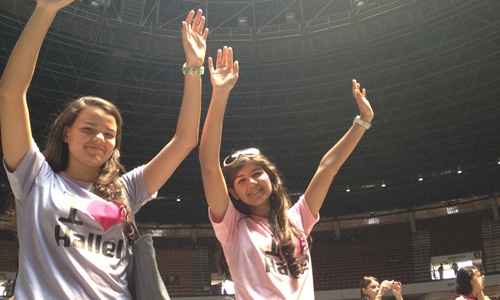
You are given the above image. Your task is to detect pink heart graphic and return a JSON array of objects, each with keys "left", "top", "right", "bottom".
[{"left": 87, "top": 200, "right": 123, "bottom": 231}]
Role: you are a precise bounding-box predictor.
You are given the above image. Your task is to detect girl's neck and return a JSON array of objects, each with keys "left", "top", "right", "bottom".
[
  {"left": 63, "top": 162, "right": 100, "bottom": 184},
  {"left": 250, "top": 202, "right": 271, "bottom": 218}
]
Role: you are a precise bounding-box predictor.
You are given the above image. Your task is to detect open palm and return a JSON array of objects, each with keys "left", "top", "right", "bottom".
[
  {"left": 209, "top": 47, "right": 239, "bottom": 93},
  {"left": 352, "top": 79, "right": 374, "bottom": 122},
  {"left": 181, "top": 9, "right": 208, "bottom": 67}
]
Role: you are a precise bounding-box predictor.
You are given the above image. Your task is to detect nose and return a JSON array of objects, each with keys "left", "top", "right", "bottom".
[
  {"left": 94, "top": 132, "right": 105, "bottom": 142},
  {"left": 248, "top": 177, "right": 258, "bottom": 185}
]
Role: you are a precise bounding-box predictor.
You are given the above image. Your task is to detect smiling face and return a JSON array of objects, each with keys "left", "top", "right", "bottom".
[
  {"left": 64, "top": 105, "right": 118, "bottom": 173},
  {"left": 230, "top": 161, "right": 273, "bottom": 216}
]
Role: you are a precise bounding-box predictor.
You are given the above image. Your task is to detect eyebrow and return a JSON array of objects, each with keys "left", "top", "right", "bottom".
[
  {"left": 235, "top": 167, "right": 261, "bottom": 179},
  {"left": 82, "top": 121, "right": 117, "bottom": 133}
]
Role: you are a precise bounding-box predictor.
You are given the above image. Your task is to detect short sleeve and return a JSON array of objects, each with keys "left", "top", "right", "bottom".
[
  {"left": 288, "top": 195, "right": 320, "bottom": 235},
  {"left": 209, "top": 199, "right": 240, "bottom": 245},
  {"left": 120, "top": 165, "right": 157, "bottom": 214},
  {"left": 3, "top": 141, "right": 48, "bottom": 202}
]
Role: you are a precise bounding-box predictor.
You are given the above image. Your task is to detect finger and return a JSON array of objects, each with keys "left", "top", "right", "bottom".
[
  {"left": 222, "top": 46, "right": 229, "bottom": 67},
  {"left": 202, "top": 28, "right": 209, "bottom": 40},
  {"left": 216, "top": 49, "right": 223, "bottom": 68},
  {"left": 198, "top": 16, "right": 206, "bottom": 35},
  {"left": 193, "top": 9, "right": 203, "bottom": 32},
  {"left": 362, "top": 88, "right": 367, "bottom": 97},
  {"left": 181, "top": 21, "right": 188, "bottom": 40},
  {"left": 352, "top": 79, "right": 357, "bottom": 90},
  {"left": 234, "top": 60, "right": 240, "bottom": 76},
  {"left": 185, "top": 10, "right": 195, "bottom": 25},
  {"left": 227, "top": 47, "right": 234, "bottom": 69},
  {"left": 208, "top": 57, "right": 215, "bottom": 73}
]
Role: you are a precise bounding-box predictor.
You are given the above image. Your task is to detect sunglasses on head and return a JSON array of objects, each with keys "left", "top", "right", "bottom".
[{"left": 223, "top": 148, "right": 261, "bottom": 167}]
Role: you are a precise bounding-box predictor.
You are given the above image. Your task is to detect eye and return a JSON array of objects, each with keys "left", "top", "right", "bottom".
[
  {"left": 235, "top": 178, "right": 246, "bottom": 186},
  {"left": 104, "top": 132, "right": 116, "bottom": 139},
  {"left": 81, "top": 127, "right": 95, "bottom": 134},
  {"left": 252, "top": 170, "right": 263, "bottom": 178}
]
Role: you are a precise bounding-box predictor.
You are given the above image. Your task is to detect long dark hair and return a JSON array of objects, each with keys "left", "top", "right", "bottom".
[
  {"left": 222, "top": 148, "right": 309, "bottom": 278},
  {"left": 456, "top": 266, "right": 478, "bottom": 296},
  {"left": 44, "top": 96, "right": 126, "bottom": 205}
]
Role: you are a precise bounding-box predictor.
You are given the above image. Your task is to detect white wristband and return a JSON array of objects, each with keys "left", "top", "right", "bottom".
[
  {"left": 182, "top": 62, "right": 204, "bottom": 76},
  {"left": 353, "top": 115, "right": 371, "bottom": 130}
]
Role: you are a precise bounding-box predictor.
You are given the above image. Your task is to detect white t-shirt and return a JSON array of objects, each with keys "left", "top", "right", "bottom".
[
  {"left": 209, "top": 196, "right": 319, "bottom": 300},
  {"left": 5, "top": 142, "right": 155, "bottom": 300}
]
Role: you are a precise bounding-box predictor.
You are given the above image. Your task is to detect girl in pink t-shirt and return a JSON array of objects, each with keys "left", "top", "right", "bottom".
[{"left": 199, "top": 46, "right": 375, "bottom": 299}]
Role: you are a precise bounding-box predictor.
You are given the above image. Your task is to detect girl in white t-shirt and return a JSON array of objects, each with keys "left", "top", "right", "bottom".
[
  {"left": 0, "top": 0, "right": 208, "bottom": 299},
  {"left": 199, "top": 47, "right": 375, "bottom": 299}
]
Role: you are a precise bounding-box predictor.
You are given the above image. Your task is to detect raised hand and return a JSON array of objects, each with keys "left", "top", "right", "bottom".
[
  {"left": 352, "top": 79, "right": 374, "bottom": 123},
  {"left": 181, "top": 9, "right": 208, "bottom": 67},
  {"left": 208, "top": 47, "right": 239, "bottom": 94},
  {"left": 391, "top": 281, "right": 403, "bottom": 299},
  {"left": 379, "top": 280, "right": 393, "bottom": 294},
  {"left": 36, "top": 0, "right": 75, "bottom": 12}
]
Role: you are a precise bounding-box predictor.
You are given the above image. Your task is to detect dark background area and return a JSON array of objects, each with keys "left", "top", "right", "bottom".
[{"left": 1, "top": 0, "right": 499, "bottom": 224}]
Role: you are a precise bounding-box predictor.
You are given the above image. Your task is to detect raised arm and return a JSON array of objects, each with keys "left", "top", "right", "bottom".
[
  {"left": 0, "top": 0, "right": 74, "bottom": 171},
  {"left": 142, "top": 10, "right": 208, "bottom": 195},
  {"left": 199, "top": 47, "right": 239, "bottom": 221},
  {"left": 304, "top": 79, "right": 374, "bottom": 217},
  {"left": 374, "top": 280, "right": 394, "bottom": 300},
  {"left": 391, "top": 281, "right": 404, "bottom": 300}
]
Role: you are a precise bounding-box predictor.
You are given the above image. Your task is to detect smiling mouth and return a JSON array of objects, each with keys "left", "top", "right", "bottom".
[
  {"left": 248, "top": 188, "right": 263, "bottom": 197},
  {"left": 85, "top": 146, "right": 105, "bottom": 153}
]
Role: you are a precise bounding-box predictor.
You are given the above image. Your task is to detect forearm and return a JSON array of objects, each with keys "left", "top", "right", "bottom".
[
  {"left": 0, "top": 5, "right": 57, "bottom": 96},
  {"left": 199, "top": 90, "right": 230, "bottom": 168},
  {"left": 172, "top": 74, "right": 202, "bottom": 148},
  {"left": 319, "top": 122, "right": 367, "bottom": 176},
  {"left": 304, "top": 122, "right": 368, "bottom": 215}
]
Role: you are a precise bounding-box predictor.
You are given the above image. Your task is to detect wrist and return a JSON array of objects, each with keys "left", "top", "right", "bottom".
[
  {"left": 35, "top": 4, "right": 62, "bottom": 16},
  {"left": 353, "top": 115, "right": 372, "bottom": 130},
  {"left": 360, "top": 114, "right": 374, "bottom": 123},
  {"left": 184, "top": 60, "right": 204, "bottom": 68},
  {"left": 182, "top": 63, "right": 204, "bottom": 76},
  {"left": 212, "top": 89, "right": 231, "bottom": 99}
]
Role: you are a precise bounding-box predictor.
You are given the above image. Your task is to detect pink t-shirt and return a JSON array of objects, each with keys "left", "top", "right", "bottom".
[{"left": 209, "top": 195, "right": 319, "bottom": 300}]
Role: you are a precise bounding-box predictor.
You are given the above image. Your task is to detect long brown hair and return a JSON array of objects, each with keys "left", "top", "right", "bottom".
[
  {"left": 44, "top": 96, "right": 126, "bottom": 205},
  {"left": 222, "top": 149, "right": 309, "bottom": 278}
]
